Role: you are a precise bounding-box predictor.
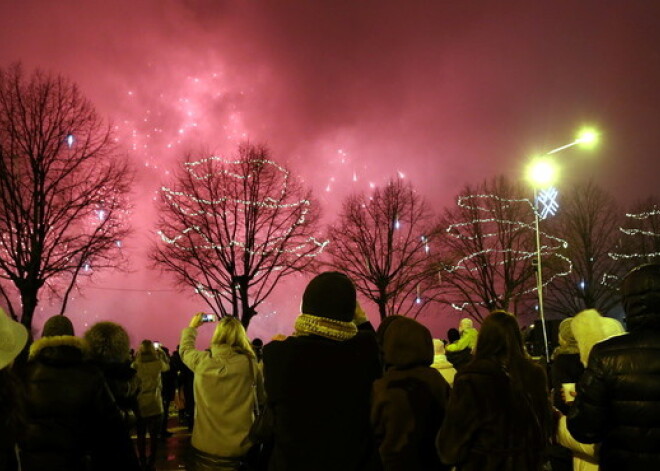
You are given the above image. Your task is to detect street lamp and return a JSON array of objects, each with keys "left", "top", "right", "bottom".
[{"left": 525, "top": 127, "right": 600, "bottom": 361}]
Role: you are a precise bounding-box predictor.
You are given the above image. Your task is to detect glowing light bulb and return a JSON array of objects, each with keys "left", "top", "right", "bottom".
[
  {"left": 66, "top": 134, "right": 75, "bottom": 148},
  {"left": 576, "top": 127, "right": 599, "bottom": 149},
  {"left": 527, "top": 158, "right": 558, "bottom": 188}
]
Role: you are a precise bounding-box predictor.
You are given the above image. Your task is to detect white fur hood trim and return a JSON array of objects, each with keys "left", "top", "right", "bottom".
[{"left": 29, "top": 335, "right": 89, "bottom": 360}]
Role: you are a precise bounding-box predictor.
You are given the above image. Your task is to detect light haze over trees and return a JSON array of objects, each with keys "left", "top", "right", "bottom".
[{"left": 0, "top": 64, "right": 132, "bottom": 330}]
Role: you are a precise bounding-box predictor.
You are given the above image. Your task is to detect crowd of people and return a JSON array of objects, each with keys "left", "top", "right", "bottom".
[{"left": 1, "top": 265, "right": 659, "bottom": 471}]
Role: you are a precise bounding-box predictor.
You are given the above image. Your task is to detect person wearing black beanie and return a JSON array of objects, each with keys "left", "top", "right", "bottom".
[{"left": 262, "top": 272, "right": 382, "bottom": 471}]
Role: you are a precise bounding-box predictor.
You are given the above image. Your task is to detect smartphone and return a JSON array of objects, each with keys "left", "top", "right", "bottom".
[
  {"left": 202, "top": 313, "right": 217, "bottom": 323},
  {"left": 153, "top": 342, "right": 161, "bottom": 350}
]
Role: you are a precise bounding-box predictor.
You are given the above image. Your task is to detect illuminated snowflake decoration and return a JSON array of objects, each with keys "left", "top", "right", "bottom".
[
  {"left": 444, "top": 193, "right": 572, "bottom": 312},
  {"left": 536, "top": 187, "right": 559, "bottom": 220}
]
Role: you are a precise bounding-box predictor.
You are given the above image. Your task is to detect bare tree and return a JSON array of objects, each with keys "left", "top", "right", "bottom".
[
  {"left": 0, "top": 64, "right": 131, "bottom": 329},
  {"left": 324, "top": 178, "right": 439, "bottom": 320},
  {"left": 543, "top": 181, "right": 625, "bottom": 316},
  {"left": 436, "top": 176, "right": 570, "bottom": 321},
  {"left": 153, "top": 143, "right": 325, "bottom": 328}
]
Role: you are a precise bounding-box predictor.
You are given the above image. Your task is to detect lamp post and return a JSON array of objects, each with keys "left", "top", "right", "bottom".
[{"left": 525, "top": 128, "right": 599, "bottom": 361}]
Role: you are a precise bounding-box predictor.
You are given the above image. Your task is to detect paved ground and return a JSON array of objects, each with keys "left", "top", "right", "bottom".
[{"left": 133, "top": 412, "right": 192, "bottom": 470}]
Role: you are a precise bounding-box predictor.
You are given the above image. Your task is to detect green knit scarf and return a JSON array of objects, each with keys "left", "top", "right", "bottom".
[{"left": 293, "top": 313, "right": 357, "bottom": 341}]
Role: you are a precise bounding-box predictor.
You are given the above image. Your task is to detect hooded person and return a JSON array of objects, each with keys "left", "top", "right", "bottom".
[
  {"left": 446, "top": 318, "right": 478, "bottom": 352},
  {"left": 0, "top": 308, "right": 29, "bottom": 471},
  {"left": 431, "top": 339, "right": 457, "bottom": 387},
  {"left": 262, "top": 271, "right": 382, "bottom": 471},
  {"left": 555, "top": 310, "right": 625, "bottom": 471},
  {"left": 550, "top": 318, "right": 584, "bottom": 415},
  {"left": 568, "top": 264, "right": 660, "bottom": 471},
  {"left": 371, "top": 318, "right": 451, "bottom": 471},
  {"left": 445, "top": 327, "right": 472, "bottom": 370},
  {"left": 19, "top": 315, "right": 128, "bottom": 471}
]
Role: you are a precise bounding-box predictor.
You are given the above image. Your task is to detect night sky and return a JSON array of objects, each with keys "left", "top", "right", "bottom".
[{"left": 2, "top": 0, "right": 660, "bottom": 347}]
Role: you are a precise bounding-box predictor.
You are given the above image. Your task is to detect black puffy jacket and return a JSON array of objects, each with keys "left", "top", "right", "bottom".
[
  {"left": 567, "top": 330, "right": 660, "bottom": 471},
  {"left": 19, "top": 336, "right": 134, "bottom": 471}
]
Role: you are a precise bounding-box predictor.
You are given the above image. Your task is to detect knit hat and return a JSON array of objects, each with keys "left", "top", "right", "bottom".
[
  {"left": 301, "top": 272, "right": 356, "bottom": 322},
  {"left": 42, "top": 315, "right": 75, "bottom": 337},
  {"left": 621, "top": 263, "right": 660, "bottom": 331},
  {"left": 0, "top": 307, "right": 29, "bottom": 370}
]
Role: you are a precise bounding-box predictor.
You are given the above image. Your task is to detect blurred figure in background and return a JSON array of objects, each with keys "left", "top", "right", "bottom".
[
  {"left": 445, "top": 327, "right": 472, "bottom": 370},
  {"left": 133, "top": 339, "right": 169, "bottom": 470},
  {"left": 0, "top": 307, "right": 28, "bottom": 471},
  {"left": 372, "top": 317, "right": 450, "bottom": 471},
  {"left": 568, "top": 263, "right": 660, "bottom": 471},
  {"left": 158, "top": 344, "right": 177, "bottom": 438},
  {"left": 437, "top": 310, "right": 552, "bottom": 471},
  {"left": 251, "top": 338, "right": 264, "bottom": 364},
  {"left": 431, "top": 339, "right": 457, "bottom": 387},
  {"left": 171, "top": 344, "right": 195, "bottom": 431}
]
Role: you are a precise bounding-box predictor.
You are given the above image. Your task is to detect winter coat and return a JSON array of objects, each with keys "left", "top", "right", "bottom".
[
  {"left": 161, "top": 351, "right": 177, "bottom": 402},
  {"left": 132, "top": 350, "right": 169, "bottom": 418},
  {"left": 262, "top": 322, "right": 382, "bottom": 471},
  {"left": 0, "top": 373, "right": 19, "bottom": 471},
  {"left": 550, "top": 353, "right": 583, "bottom": 415},
  {"left": 556, "top": 416, "right": 598, "bottom": 471},
  {"left": 91, "top": 360, "right": 140, "bottom": 423},
  {"left": 446, "top": 327, "right": 478, "bottom": 353},
  {"left": 179, "top": 327, "right": 263, "bottom": 458},
  {"left": 0, "top": 409, "right": 16, "bottom": 471},
  {"left": 431, "top": 354, "right": 457, "bottom": 387},
  {"left": 567, "top": 330, "right": 660, "bottom": 470},
  {"left": 446, "top": 348, "right": 472, "bottom": 370},
  {"left": 19, "top": 335, "right": 128, "bottom": 471},
  {"left": 371, "top": 317, "right": 451, "bottom": 471},
  {"left": 436, "top": 357, "right": 552, "bottom": 471}
]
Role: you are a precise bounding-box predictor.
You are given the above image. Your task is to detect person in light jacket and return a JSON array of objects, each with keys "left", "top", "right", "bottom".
[
  {"left": 431, "top": 339, "right": 457, "bottom": 387},
  {"left": 133, "top": 339, "right": 169, "bottom": 469},
  {"left": 180, "top": 314, "right": 264, "bottom": 471}
]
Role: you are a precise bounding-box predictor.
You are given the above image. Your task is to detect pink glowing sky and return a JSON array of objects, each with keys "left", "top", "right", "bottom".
[{"left": 1, "top": 1, "right": 660, "bottom": 348}]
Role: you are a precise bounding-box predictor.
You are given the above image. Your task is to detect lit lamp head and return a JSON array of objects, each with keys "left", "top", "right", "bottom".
[
  {"left": 526, "top": 158, "right": 559, "bottom": 188},
  {"left": 576, "top": 127, "right": 599, "bottom": 150}
]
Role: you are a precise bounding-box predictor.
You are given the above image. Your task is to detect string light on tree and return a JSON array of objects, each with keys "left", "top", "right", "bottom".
[
  {"left": 609, "top": 205, "right": 660, "bottom": 261},
  {"left": 156, "top": 149, "right": 328, "bottom": 324},
  {"left": 444, "top": 193, "right": 572, "bottom": 311}
]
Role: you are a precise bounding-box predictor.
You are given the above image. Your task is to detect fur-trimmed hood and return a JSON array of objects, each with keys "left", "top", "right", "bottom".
[{"left": 29, "top": 335, "right": 88, "bottom": 361}]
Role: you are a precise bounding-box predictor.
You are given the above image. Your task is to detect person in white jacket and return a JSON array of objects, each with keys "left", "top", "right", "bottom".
[
  {"left": 431, "top": 339, "right": 457, "bottom": 387},
  {"left": 180, "top": 314, "right": 264, "bottom": 470},
  {"left": 555, "top": 309, "right": 625, "bottom": 471}
]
